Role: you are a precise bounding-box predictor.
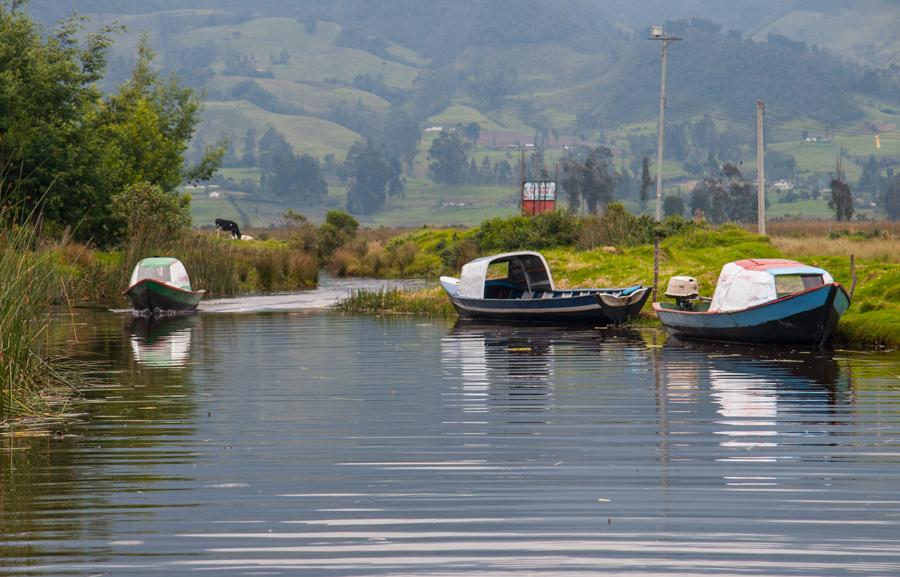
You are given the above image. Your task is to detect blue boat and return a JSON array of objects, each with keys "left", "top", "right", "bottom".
[
  {"left": 440, "top": 251, "right": 650, "bottom": 324},
  {"left": 654, "top": 259, "right": 850, "bottom": 346}
]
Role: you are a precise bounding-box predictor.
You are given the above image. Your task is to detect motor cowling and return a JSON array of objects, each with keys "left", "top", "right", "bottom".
[{"left": 665, "top": 276, "right": 699, "bottom": 311}]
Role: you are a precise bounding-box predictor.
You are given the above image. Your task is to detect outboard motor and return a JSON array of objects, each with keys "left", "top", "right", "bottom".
[{"left": 665, "top": 276, "right": 699, "bottom": 311}]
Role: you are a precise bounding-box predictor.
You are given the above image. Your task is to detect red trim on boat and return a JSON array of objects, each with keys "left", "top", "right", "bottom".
[{"left": 733, "top": 258, "right": 804, "bottom": 271}]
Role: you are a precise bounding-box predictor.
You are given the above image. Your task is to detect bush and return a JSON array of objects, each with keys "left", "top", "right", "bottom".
[
  {"left": 474, "top": 211, "right": 581, "bottom": 252},
  {"left": 111, "top": 182, "right": 192, "bottom": 246},
  {"left": 317, "top": 210, "right": 359, "bottom": 262},
  {"left": 579, "top": 203, "right": 698, "bottom": 249}
]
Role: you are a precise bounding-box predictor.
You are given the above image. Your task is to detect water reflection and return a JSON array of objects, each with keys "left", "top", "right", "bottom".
[
  {"left": 442, "top": 322, "right": 647, "bottom": 415},
  {"left": 129, "top": 315, "right": 197, "bottom": 368},
  {"left": 660, "top": 339, "right": 853, "bottom": 489},
  {"left": 3, "top": 311, "right": 900, "bottom": 576},
  {"left": 442, "top": 322, "right": 555, "bottom": 414}
]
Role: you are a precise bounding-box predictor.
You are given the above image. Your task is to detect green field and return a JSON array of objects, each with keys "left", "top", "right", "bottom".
[
  {"left": 207, "top": 77, "right": 392, "bottom": 116},
  {"left": 202, "top": 101, "right": 360, "bottom": 158},
  {"left": 95, "top": 7, "right": 900, "bottom": 224},
  {"left": 182, "top": 18, "right": 421, "bottom": 88}
]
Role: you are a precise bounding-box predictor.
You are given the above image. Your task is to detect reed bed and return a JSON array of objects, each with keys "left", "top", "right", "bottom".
[
  {"left": 60, "top": 230, "right": 318, "bottom": 304},
  {"left": 749, "top": 220, "right": 900, "bottom": 238},
  {"left": 0, "top": 224, "right": 76, "bottom": 421},
  {"left": 771, "top": 236, "right": 900, "bottom": 264},
  {"left": 335, "top": 286, "right": 455, "bottom": 316}
]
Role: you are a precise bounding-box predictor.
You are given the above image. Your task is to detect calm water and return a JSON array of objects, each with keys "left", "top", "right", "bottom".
[{"left": 2, "top": 280, "right": 900, "bottom": 576}]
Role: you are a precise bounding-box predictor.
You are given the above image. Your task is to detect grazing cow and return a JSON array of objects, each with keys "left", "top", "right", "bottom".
[{"left": 215, "top": 218, "right": 242, "bottom": 239}]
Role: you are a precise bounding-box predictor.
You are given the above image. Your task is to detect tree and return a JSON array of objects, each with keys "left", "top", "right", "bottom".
[
  {"left": 690, "top": 164, "right": 755, "bottom": 224},
  {"left": 463, "top": 122, "right": 481, "bottom": 144},
  {"left": 427, "top": 130, "right": 470, "bottom": 186},
  {"left": 464, "top": 65, "right": 516, "bottom": 109},
  {"left": 317, "top": 210, "right": 358, "bottom": 261},
  {"left": 0, "top": 7, "right": 112, "bottom": 237},
  {"left": 241, "top": 128, "right": 257, "bottom": 167},
  {"left": 829, "top": 157, "right": 854, "bottom": 221},
  {"left": 857, "top": 154, "right": 882, "bottom": 193},
  {"left": 639, "top": 157, "right": 652, "bottom": 207},
  {"left": 689, "top": 182, "right": 712, "bottom": 218},
  {"left": 294, "top": 154, "right": 328, "bottom": 203},
  {"left": 256, "top": 127, "right": 327, "bottom": 204},
  {"left": 345, "top": 139, "right": 404, "bottom": 214},
  {"left": 829, "top": 177, "right": 854, "bottom": 221},
  {"left": 884, "top": 171, "right": 900, "bottom": 220},
  {"left": 663, "top": 195, "right": 685, "bottom": 217},
  {"left": 0, "top": 7, "right": 219, "bottom": 245},
  {"left": 99, "top": 38, "right": 221, "bottom": 196},
  {"left": 561, "top": 146, "right": 617, "bottom": 214}
]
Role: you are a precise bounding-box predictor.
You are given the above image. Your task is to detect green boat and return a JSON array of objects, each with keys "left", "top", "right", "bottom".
[{"left": 124, "top": 257, "right": 204, "bottom": 314}]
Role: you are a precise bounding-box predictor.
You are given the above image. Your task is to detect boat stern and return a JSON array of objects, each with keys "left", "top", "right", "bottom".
[{"left": 596, "top": 286, "right": 652, "bottom": 323}]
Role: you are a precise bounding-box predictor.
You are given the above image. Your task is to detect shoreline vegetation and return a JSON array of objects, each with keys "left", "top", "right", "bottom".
[
  {"left": 332, "top": 208, "right": 899, "bottom": 350},
  {"left": 1, "top": 206, "right": 897, "bottom": 427}
]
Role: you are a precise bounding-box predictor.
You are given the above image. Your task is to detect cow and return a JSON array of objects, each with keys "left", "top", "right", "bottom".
[{"left": 215, "top": 218, "right": 242, "bottom": 239}]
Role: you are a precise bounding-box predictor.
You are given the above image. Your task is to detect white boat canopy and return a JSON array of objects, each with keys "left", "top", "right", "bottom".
[
  {"left": 458, "top": 251, "right": 554, "bottom": 299},
  {"left": 709, "top": 259, "right": 833, "bottom": 312},
  {"left": 129, "top": 257, "right": 193, "bottom": 290}
]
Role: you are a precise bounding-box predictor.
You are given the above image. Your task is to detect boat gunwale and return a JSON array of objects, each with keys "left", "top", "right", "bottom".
[
  {"left": 652, "top": 282, "right": 845, "bottom": 317},
  {"left": 123, "top": 278, "right": 206, "bottom": 297}
]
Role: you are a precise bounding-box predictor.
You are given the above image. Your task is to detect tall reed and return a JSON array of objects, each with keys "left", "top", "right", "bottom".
[
  {"left": 0, "top": 223, "right": 72, "bottom": 420},
  {"left": 335, "top": 286, "right": 454, "bottom": 316}
]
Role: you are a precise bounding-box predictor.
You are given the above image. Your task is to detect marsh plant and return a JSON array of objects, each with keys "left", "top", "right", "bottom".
[{"left": 0, "top": 221, "right": 73, "bottom": 420}]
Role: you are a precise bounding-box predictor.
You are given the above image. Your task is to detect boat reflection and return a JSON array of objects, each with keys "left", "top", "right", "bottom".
[
  {"left": 443, "top": 322, "right": 645, "bottom": 415},
  {"left": 129, "top": 315, "right": 197, "bottom": 368},
  {"left": 660, "top": 338, "right": 849, "bottom": 463}
]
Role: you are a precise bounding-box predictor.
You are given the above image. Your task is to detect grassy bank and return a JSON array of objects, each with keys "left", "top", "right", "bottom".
[{"left": 334, "top": 214, "right": 900, "bottom": 349}]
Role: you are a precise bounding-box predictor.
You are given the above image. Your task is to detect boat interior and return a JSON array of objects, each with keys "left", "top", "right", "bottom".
[{"left": 483, "top": 278, "right": 642, "bottom": 301}]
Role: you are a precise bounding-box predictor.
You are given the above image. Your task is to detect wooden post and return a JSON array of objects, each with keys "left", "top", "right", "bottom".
[
  {"left": 850, "top": 254, "right": 857, "bottom": 298},
  {"left": 652, "top": 235, "right": 660, "bottom": 303}
]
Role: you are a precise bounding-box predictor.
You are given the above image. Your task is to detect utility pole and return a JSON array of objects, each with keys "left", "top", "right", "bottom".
[
  {"left": 649, "top": 25, "right": 681, "bottom": 222},
  {"left": 757, "top": 100, "right": 766, "bottom": 235}
]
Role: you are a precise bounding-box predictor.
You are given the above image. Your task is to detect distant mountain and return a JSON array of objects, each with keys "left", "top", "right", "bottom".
[
  {"left": 24, "top": 2, "right": 900, "bottom": 168},
  {"left": 591, "top": 0, "right": 900, "bottom": 67}
]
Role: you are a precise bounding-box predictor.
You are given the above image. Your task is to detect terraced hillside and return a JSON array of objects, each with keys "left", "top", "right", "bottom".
[{"left": 27, "top": 1, "right": 900, "bottom": 226}]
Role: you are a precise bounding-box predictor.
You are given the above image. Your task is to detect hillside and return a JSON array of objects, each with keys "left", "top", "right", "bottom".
[{"left": 25, "top": 1, "right": 900, "bottom": 227}]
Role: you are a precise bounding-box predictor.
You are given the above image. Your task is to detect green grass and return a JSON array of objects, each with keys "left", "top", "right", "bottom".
[
  {"left": 189, "top": 195, "right": 244, "bottom": 227},
  {"left": 215, "top": 167, "right": 261, "bottom": 182},
  {"left": 181, "top": 18, "right": 420, "bottom": 88},
  {"left": 201, "top": 101, "right": 361, "bottom": 158},
  {"left": 335, "top": 286, "right": 454, "bottom": 316},
  {"left": 206, "top": 77, "right": 392, "bottom": 116},
  {"left": 770, "top": 141, "right": 863, "bottom": 180},
  {"left": 767, "top": 198, "right": 835, "bottom": 219},
  {"left": 334, "top": 220, "right": 900, "bottom": 348},
  {"left": 367, "top": 182, "right": 518, "bottom": 227},
  {"left": 427, "top": 105, "right": 507, "bottom": 131}
]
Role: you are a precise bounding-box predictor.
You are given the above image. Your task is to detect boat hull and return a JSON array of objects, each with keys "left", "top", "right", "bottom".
[
  {"left": 654, "top": 283, "right": 850, "bottom": 346},
  {"left": 124, "top": 279, "right": 203, "bottom": 314},
  {"left": 447, "top": 287, "right": 651, "bottom": 324}
]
